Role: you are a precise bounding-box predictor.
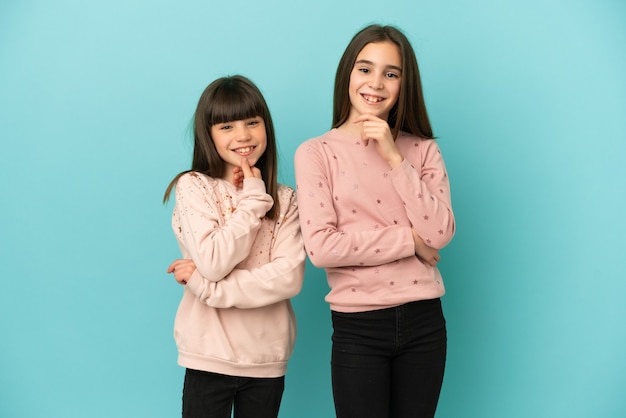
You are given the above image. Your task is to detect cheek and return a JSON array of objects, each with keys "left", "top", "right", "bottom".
[
  {"left": 348, "top": 73, "right": 361, "bottom": 91},
  {"left": 258, "top": 141, "right": 268, "bottom": 157},
  {"left": 388, "top": 83, "right": 401, "bottom": 103},
  {"left": 251, "top": 139, "right": 268, "bottom": 162}
]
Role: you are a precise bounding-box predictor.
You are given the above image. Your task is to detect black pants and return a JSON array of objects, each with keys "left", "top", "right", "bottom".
[
  {"left": 182, "top": 369, "right": 284, "bottom": 418},
  {"left": 331, "top": 298, "right": 447, "bottom": 418}
]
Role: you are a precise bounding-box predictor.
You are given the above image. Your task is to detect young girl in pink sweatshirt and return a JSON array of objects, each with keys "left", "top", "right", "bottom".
[
  {"left": 164, "top": 75, "right": 305, "bottom": 418},
  {"left": 294, "top": 25, "right": 455, "bottom": 418}
]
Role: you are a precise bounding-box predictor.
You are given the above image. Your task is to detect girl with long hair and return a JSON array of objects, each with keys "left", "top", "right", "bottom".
[
  {"left": 294, "top": 25, "right": 455, "bottom": 418},
  {"left": 165, "top": 75, "right": 305, "bottom": 418}
]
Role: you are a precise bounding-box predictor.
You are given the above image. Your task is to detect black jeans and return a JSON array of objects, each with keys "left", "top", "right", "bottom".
[
  {"left": 331, "top": 298, "right": 447, "bottom": 418},
  {"left": 182, "top": 369, "right": 284, "bottom": 418}
]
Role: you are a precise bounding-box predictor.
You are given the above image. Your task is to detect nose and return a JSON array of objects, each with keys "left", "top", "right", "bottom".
[
  {"left": 234, "top": 124, "right": 252, "bottom": 141},
  {"left": 368, "top": 73, "right": 384, "bottom": 90}
]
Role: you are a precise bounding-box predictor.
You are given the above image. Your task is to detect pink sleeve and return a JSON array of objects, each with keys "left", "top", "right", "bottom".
[
  {"left": 294, "top": 140, "right": 415, "bottom": 268},
  {"left": 184, "top": 189, "right": 305, "bottom": 308},
  {"left": 173, "top": 174, "right": 273, "bottom": 281},
  {"left": 390, "top": 140, "right": 455, "bottom": 249}
]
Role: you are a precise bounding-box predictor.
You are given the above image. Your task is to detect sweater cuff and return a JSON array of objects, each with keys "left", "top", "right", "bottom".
[
  {"left": 390, "top": 158, "right": 411, "bottom": 173},
  {"left": 185, "top": 269, "right": 206, "bottom": 297},
  {"left": 243, "top": 177, "right": 266, "bottom": 192}
]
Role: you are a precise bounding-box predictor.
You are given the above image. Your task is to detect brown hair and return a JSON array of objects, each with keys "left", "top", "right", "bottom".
[
  {"left": 332, "top": 24, "right": 434, "bottom": 139},
  {"left": 163, "top": 75, "right": 280, "bottom": 219}
]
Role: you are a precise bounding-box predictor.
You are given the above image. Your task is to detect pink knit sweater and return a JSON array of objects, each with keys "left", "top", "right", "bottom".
[
  {"left": 171, "top": 172, "right": 305, "bottom": 378},
  {"left": 294, "top": 129, "right": 455, "bottom": 313}
]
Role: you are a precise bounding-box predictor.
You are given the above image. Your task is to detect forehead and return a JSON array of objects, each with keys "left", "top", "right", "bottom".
[{"left": 355, "top": 41, "right": 401, "bottom": 68}]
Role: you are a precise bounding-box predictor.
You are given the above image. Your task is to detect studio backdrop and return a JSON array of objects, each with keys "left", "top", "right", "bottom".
[{"left": 1, "top": 0, "right": 625, "bottom": 417}]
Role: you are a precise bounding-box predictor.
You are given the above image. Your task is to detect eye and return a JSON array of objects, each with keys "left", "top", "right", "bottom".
[
  {"left": 358, "top": 67, "right": 370, "bottom": 74},
  {"left": 386, "top": 72, "right": 400, "bottom": 79},
  {"left": 219, "top": 124, "right": 232, "bottom": 130}
]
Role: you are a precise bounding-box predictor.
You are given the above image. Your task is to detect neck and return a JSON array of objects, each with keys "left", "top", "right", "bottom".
[
  {"left": 336, "top": 123, "right": 361, "bottom": 138},
  {"left": 221, "top": 166, "right": 234, "bottom": 184}
]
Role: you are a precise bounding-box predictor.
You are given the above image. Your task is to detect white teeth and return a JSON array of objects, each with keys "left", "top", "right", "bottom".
[
  {"left": 234, "top": 147, "right": 254, "bottom": 153},
  {"left": 363, "top": 95, "right": 383, "bottom": 103}
]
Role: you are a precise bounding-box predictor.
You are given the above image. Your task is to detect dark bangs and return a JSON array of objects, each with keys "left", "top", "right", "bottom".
[{"left": 205, "top": 80, "right": 267, "bottom": 125}]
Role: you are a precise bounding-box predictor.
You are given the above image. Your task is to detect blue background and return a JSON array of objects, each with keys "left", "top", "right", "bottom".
[{"left": 1, "top": 0, "right": 625, "bottom": 417}]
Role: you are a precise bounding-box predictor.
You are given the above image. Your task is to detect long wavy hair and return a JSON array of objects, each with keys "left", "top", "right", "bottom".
[
  {"left": 163, "top": 75, "right": 279, "bottom": 219},
  {"left": 332, "top": 24, "right": 434, "bottom": 140}
]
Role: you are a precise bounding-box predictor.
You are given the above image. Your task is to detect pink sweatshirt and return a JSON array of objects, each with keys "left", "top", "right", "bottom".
[
  {"left": 294, "top": 129, "right": 455, "bottom": 313},
  {"left": 171, "top": 172, "right": 305, "bottom": 378}
]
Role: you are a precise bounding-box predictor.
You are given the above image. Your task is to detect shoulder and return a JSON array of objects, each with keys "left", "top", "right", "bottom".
[
  {"left": 177, "top": 171, "right": 213, "bottom": 185},
  {"left": 295, "top": 130, "right": 336, "bottom": 155},
  {"left": 295, "top": 131, "right": 348, "bottom": 170},
  {"left": 175, "top": 172, "right": 220, "bottom": 197},
  {"left": 276, "top": 184, "right": 298, "bottom": 212},
  {"left": 397, "top": 131, "right": 440, "bottom": 155},
  {"left": 277, "top": 183, "right": 296, "bottom": 204},
  {"left": 396, "top": 131, "right": 433, "bottom": 145}
]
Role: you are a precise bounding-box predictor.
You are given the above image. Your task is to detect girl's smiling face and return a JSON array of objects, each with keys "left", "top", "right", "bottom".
[
  {"left": 347, "top": 41, "right": 402, "bottom": 122},
  {"left": 210, "top": 116, "right": 267, "bottom": 182}
]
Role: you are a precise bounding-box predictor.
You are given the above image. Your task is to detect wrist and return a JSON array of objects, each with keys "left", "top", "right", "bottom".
[{"left": 388, "top": 153, "right": 403, "bottom": 169}]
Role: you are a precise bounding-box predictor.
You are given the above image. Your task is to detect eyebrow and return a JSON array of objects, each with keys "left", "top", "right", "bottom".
[{"left": 355, "top": 59, "right": 402, "bottom": 72}]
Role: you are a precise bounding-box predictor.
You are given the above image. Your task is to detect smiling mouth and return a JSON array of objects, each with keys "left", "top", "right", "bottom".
[
  {"left": 233, "top": 146, "right": 256, "bottom": 154},
  {"left": 361, "top": 94, "right": 385, "bottom": 103}
]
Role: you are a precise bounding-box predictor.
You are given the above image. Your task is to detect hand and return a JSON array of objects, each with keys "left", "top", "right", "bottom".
[
  {"left": 167, "top": 259, "right": 197, "bottom": 285},
  {"left": 353, "top": 114, "right": 403, "bottom": 168},
  {"left": 232, "top": 158, "right": 262, "bottom": 188},
  {"left": 412, "top": 229, "right": 440, "bottom": 267}
]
